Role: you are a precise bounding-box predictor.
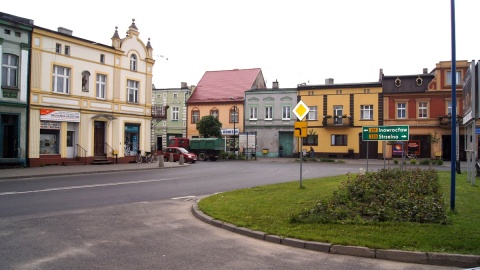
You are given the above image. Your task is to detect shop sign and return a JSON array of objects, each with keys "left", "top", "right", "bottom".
[
  {"left": 40, "top": 109, "right": 80, "bottom": 122},
  {"left": 40, "top": 121, "right": 61, "bottom": 130}
]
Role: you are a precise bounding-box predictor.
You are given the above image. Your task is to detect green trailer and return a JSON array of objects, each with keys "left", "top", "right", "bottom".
[{"left": 189, "top": 138, "right": 225, "bottom": 161}]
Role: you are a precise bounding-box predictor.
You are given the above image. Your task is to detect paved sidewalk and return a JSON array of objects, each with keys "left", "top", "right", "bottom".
[{"left": 0, "top": 160, "right": 189, "bottom": 180}]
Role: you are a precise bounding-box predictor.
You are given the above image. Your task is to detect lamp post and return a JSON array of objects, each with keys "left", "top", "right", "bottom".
[
  {"left": 230, "top": 97, "right": 237, "bottom": 157},
  {"left": 234, "top": 105, "right": 236, "bottom": 156}
]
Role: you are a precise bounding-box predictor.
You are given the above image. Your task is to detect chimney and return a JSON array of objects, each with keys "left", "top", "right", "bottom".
[
  {"left": 272, "top": 80, "right": 279, "bottom": 89},
  {"left": 181, "top": 82, "right": 188, "bottom": 89},
  {"left": 423, "top": 68, "right": 428, "bottom": 74},
  {"left": 58, "top": 27, "right": 73, "bottom": 36},
  {"left": 325, "top": 78, "right": 334, "bottom": 85},
  {"left": 379, "top": 68, "right": 384, "bottom": 81}
]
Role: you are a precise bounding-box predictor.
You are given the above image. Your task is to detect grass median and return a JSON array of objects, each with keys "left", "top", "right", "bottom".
[{"left": 198, "top": 169, "right": 480, "bottom": 255}]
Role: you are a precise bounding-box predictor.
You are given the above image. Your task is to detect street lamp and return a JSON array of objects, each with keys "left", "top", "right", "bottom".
[{"left": 230, "top": 97, "right": 237, "bottom": 156}]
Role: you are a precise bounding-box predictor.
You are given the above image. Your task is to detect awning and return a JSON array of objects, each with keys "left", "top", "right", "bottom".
[{"left": 91, "top": 114, "right": 118, "bottom": 126}]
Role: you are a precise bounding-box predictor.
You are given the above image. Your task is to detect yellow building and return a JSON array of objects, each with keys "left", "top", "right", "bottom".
[
  {"left": 298, "top": 79, "right": 382, "bottom": 159},
  {"left": 29, "top": 20, "right": 154, "bottom": 166}
]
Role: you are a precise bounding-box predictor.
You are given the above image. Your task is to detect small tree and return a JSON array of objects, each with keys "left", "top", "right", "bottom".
[{"left": 196, "top": 115, "right": 222, "bottom": 138}]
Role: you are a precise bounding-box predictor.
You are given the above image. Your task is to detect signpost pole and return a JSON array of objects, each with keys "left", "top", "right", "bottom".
[
  {"left": 299, "top": 137, "right": 303, "bottom": 188},
  {"left": 366, "top": 141, "right": 369, "bottom": 172},
  {"left": 293, "top": 100, "right": 309, "bottom": 189}
]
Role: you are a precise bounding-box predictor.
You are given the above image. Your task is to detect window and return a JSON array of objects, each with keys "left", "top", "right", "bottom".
[
  {"left": 249, "top": 106, "right": 257, "bottom": 120},
  {"left": 331, "top": 135, "right": 347, "bottom": 146},
  {"left": 397, "top": 103, "right": 406, "bottom": 119},
  {"left": 191, "top": 108, "right": 200, "bottom": 123},
  {"left": 4, "top": 29, "right": 11, "bottom": 35},
  {"left": 306, "top": 106, "right": 317, "bottom": 120},
  {"left": 418, "top": 102, "right": 428, "bottom": 118},
  {"left": 334, "top": 105, "right": 343, "bottom": 125},
  {"left": 130, "top": 54, "right": 137, "bottom": 71},
  {"left": 96, "top": 74, "right": 107, "bottom": 99},
  {"left": 64, "top": 45, "right": 70, "bottom": 55},
  {"left": 52, "top": 65, "right": 70, "bottom": 94},
  {"left": 55, "top": 43, "right": 61, "bottom": 53},
  {"left": 100, "top": 54, "right": 105, "bottom": 63},
  {"left": 127, "top": 80, "right": 139, "bottom": 103},
  {"left": 15, "top": 32, "right": 21, "bottom": 37},
  {"left": 173, "top": 93, "right": 178, "bottom": 99},
  {"left": 265, "top": 106, "right": 273, "bottom": 120},
  {"left": 446, "top": 71, "right": 461, "bottom": 85},
  {"left": 361, "top": 105, "right": 373, "bottom": 120},
  {"left": 172, "top": 107, "right": 179, "bottom": 121},
  {"left": 230, "top": 106, "right": 238, "bottom": 123},
  {"left": 282, "top": 106, "right": 291, "bottom": 120},
  {"left": 2, "top": 54, "right": 18, "bottom": 88},
  {"left": 302, "top": 135, "right": 318, "bottom": 146},
  {"left": 210, "top": 108, "right": 219, "bottom": 119},
  {"left": 447, "top": 100, "right": 452, "bottom": 115}
]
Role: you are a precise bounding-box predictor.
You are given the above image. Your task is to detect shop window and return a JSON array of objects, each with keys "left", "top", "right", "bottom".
[
  {"left": 124, "top": 124, "right": 140, "bottom": 156},
  {"left": 40, "top": 129, "right": 59, "bottom": 154}
]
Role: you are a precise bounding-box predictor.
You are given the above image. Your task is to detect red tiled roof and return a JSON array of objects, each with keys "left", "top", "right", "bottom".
[{"left": 188, "top": 68, "right": 264, "bottom": 104}]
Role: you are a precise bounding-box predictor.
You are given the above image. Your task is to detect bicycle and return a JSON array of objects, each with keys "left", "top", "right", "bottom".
[
  {"left": 136, "top": 151, "right": 154, "bottom": 163},
  {"left": 405, "top": 151, "right": 417, "bottom": 159}
]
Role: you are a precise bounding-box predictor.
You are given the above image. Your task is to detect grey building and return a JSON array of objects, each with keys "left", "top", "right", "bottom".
[
  {"left": 152, "top": 82, "right": 193, "bottom": 151},
  {"left": 244, "top": 81, "right": 298, "bottom": 157},
  {"left": 0, "top": 12, "right": 34, "bottom": 167}
]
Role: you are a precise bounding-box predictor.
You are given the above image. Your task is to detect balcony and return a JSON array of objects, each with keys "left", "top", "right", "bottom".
[
  {"left": 438, "top": 115, "right": 462, "bottom": 128},
  {"left": 152, "top": 105, "right": 169, "bottom": 119},
  {"left": 322, "top": 116, "right": 353, "bottom": 127}
]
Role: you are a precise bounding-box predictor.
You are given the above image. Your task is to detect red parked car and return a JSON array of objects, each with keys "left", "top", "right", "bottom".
[{"left": 162, "top": 147, "right": 197, "bottom": 163}]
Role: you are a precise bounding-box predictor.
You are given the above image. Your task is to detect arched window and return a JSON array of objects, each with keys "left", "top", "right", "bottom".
[
  {"left": 130, "top": 54, "right": 137, "bottom": 71},
  {"left": 191, "top": 107, "right": 200, "bottom": 123},
  {"left": 210, "top": 107, "right": 219, "bottom": 119},
  {"left": 230, "top": 106, "right": 238, "bottom": 123}
]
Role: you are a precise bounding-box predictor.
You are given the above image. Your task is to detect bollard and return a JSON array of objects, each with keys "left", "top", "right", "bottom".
[
  {"left": 179, "top": 155, "right": 185, "bottom": 165},
  {"left": 158, "top": 155, "right": 164, "bottom": 167},
  {"left": 169, "top": 153, "right": 174, "bottom": 162}
]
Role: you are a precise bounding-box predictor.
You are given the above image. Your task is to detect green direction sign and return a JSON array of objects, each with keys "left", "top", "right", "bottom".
[{"left": 362, "top": 125, "right": 409, "bottom": 141}]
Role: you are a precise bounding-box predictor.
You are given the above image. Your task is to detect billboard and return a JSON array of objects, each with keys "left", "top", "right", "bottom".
[{"left": 462, "top": 61, "right": 475, "bottom": 124}]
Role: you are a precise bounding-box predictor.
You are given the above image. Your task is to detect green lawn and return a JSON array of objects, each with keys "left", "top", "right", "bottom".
[{"left": 198, "top": 170, "right": 480, "bottom": 255}]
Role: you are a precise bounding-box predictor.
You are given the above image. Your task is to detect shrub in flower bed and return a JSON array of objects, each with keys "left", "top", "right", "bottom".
[{"left": 295, "top": 168, "right": 447, "bottom": 224}]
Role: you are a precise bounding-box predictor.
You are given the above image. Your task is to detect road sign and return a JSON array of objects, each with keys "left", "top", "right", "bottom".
[
  {"left": 362, "top": 125, "right": 409, "bottom": 141},
  {"left": 294, "top": 121, "right": 307, "bottom": 137},
  {"left": 293, "top": 100, "right": 310, "bottom": 121}
]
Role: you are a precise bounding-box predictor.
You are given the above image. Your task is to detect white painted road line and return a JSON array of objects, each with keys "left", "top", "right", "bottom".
[{"left": 0, "top": 178, "right": 185, "bottom": 196}]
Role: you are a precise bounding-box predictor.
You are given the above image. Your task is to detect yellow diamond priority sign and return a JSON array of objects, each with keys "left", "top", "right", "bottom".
[{"left": 293, "top": 100, "right": 310, "bottom": 121}]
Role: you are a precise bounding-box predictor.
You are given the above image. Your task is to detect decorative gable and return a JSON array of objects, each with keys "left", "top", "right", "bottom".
[
  {"left": 280, "top": 96, "right": 293, "bottom": 101},
  {"left": 248, "top": 97, "right": 259, "bottom": 102},
  {"left": 263, "top": 97, "right": 274, "bottom": 102}
]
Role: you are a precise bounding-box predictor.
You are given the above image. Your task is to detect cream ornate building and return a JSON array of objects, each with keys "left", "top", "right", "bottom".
[{"left": 29, "top": 19, "right": 154, "bottom": 166}]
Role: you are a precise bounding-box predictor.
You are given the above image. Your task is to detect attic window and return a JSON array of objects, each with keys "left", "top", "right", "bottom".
[
  {"left": 395, "top": 77, "right": 402, "bottom": 87},
  {"left": 416, "top": 76, "right": 423, "bottom": 86}
]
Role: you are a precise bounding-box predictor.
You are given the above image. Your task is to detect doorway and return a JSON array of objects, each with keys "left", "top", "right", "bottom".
[
  {"left": 359, "top": 133, "right": 378, "bottom": 159},
  {"left": 1, "top": 114, "right": 19, "bottom": 158},
  {"left": 94, "top": 121, "right": 106, "bottom": 156},
  {"left": 278, "top": 131, "right": 293, "bottom": 157},
  {"left": 156, "top": 136, "right": 163, "bottom": 151}
]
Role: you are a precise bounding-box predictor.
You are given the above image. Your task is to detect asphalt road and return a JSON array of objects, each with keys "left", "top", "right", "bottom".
[{"left": 0, "top": 161, "right": 460, "bottom": 269}]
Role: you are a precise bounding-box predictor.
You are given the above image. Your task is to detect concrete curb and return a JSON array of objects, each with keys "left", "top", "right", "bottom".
[{"left": 191, "top": 203, "right": 480, "bottom": 268}]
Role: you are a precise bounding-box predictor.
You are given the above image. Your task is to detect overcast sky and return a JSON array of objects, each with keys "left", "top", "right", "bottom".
[{"left": 3, "top": 0, "right": 478, "bottom": 89}]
